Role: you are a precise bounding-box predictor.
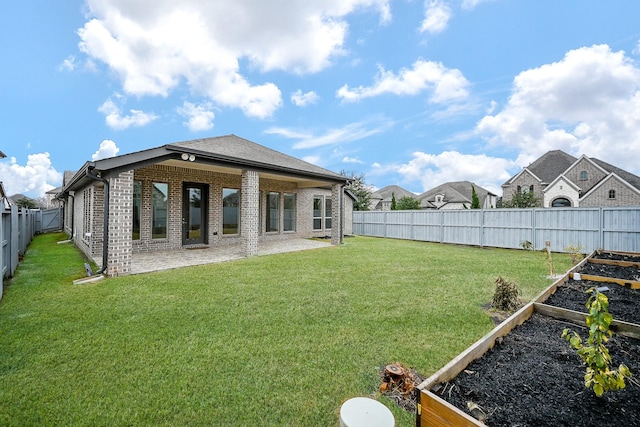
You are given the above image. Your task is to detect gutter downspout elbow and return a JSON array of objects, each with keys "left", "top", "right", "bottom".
[{"left": 86, "top": 167, "right": 109, "bottom": 275}]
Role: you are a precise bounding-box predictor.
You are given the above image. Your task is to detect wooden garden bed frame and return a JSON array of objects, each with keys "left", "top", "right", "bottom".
[{"left": 415, "top": 250, "right": 640, "bottom": 427}]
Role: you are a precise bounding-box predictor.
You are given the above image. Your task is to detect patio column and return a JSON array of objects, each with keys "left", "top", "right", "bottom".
[
  {"left": 331, "top": 183, "right": 342, "bottom": 246},
  {"left": 106, "top": 170, "right": 133, "bottom": 276},
  {"left": 241, "top": 169, "right": 259, "bottom": 257}
]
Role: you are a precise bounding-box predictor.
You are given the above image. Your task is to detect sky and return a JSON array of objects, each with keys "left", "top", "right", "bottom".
[{"left": 2, "top": 1, "right": 640, "bottom": 199}]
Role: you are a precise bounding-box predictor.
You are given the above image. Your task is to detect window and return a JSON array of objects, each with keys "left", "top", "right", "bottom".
[
  {"left": 551, "top": 197, "right": 571, "bottom": 207},
  {"left": 283, "top": 193, "right": 296, "bottom": 232},
  {"left": 313, "top": 196, "right": 323, "bottom": 230},
  {"left": 222, "top": 188, "right": 240, "bottom": 235},
  {"left": 609, "top": 190, "right": 616, "bottom": 199},
  {"left": 313, "top": 195, "right": 332, "bottom": 231},
  {"left": 132, "top": 180, "right": 141, "bottom": 240},
  {"left": 82, "top": 188, "right": 92, "bottom": 243},
  {"left": 516, "top": 185, "right": 522, "bottom": 193},
  {"left": 579, "top": 171, "right": 588, "bottom": 181},
  {"left": 266, "top": 192, "right": 279, "bottom": 232},
  {"left": 152, "top": 182, "right": 168, "bottom": 239},
  {"left": 529, "top": 185, "right": 534, "bottom": 193}
]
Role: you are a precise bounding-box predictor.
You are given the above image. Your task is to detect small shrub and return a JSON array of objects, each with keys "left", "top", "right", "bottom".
[
  {"left": 565, "top": 244, "right": 585, "bottom": 266},
  {"left": 520, "top": 240, "right": 533, "bottom": 250},
  {"left": 562, "top": 289, "right": 632, "bottom": 397},
  {"left": 491, "top": 276, "right": 521, "bottom": 312}
]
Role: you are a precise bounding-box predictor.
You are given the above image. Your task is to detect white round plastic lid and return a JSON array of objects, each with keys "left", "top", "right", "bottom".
[{"left": 340, "top": 397, "right": 395, "bottom": 427}]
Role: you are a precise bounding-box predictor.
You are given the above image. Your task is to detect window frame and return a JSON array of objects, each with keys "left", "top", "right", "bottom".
[
  {"left": 132, "top": 180, "right": 142, "bottom": 240},
  {"left": 608, "top": 189, "right": 616, "bottom": 199},
  {"left": 151, "top": 182, "right": 169, "bottom": 239},
  {"left": 283, "top": 193, "right": 296, "bottom": 232},
  {"left": 222, "top": 188, "right": 240, "bottom": 235},
  {"left": 266, "top": 191, "right": 280, "bottom": 233}
]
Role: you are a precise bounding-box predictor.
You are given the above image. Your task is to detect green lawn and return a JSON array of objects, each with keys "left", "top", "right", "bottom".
[{"left": 0, "top": 233, "right": 571, "bottom": 426}]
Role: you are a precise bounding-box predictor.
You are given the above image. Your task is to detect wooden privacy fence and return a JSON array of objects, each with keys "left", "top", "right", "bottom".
[
  {"left": 353, "top": 207, "right": 640, "bottom": 253},
  {"left": 1, "top": 206, "right": 39, "bottom": 300}
]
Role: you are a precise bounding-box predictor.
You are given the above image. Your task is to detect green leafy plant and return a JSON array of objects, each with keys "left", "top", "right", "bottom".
[
  {"left": 491, "top": 276, "right": 521, "bottom": 312},
  {"left": 562, "top": 289, "right": 632, "bottom": 397}
]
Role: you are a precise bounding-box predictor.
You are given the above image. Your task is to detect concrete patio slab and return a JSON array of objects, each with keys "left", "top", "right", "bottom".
[{"left": 130, "top": 238, "right": 331, "bottom": 275}]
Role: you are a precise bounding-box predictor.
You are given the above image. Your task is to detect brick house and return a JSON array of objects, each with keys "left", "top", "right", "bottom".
[
  {"left": 59, "top": 135, "right": 352, "bottom": 277},
  {"left": 502, "top": 150, "right": 640, "bottom": 207}
]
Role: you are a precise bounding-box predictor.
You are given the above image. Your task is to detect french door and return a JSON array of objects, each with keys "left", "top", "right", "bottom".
[{"left": 182, "top": 183, "right": 208, "bottom": 245}]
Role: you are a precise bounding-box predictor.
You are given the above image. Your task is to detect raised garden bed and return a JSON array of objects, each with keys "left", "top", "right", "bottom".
[{"left": 416, "top": 250, "right": 640, "bottom": 427}]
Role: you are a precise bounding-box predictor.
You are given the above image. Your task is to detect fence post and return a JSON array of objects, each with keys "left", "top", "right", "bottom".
[
  {"left": 599, "top": 207, "right": 605, "bottom": 250},
  {"left": 10, "top": 204, "right": 19, "bottom": 277}
]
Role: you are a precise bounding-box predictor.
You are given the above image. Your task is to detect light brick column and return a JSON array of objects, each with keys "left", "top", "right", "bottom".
[
  {"left": 241, "top": 170, "right": 259, "bottom": 257},
  {"left": 107, "top": 170, "right": 133, "bottom": 276},
  {"left": 331, "top": 183, "right": 342, "bottom": 246}
]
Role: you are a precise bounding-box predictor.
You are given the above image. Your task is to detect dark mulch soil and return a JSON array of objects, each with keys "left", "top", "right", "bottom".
[
  {"left": 580, "top": 262, "right": 640, "bottom": 281},
  {"left": 593, "top": 252, "right": 640, "bottom": 263},
  {"left": 436, "top": 313, "right": 640, "bottom": 426},
  {"left": 543, "top": 278, "right": 640, "bottom": 325}
]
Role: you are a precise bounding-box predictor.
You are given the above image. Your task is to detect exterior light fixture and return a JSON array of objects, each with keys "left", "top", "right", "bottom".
[
  {"left": 189, "top": 154, "right": 195, "bottom": 162},
  {"left": 181, "top": 153, "right": 189, "bottom": 161},
  {"left": 180, "top": 153, "right": 196, "bottom": 162}
]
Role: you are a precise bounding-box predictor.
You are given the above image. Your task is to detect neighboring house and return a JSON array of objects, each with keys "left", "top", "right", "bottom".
[
  {"left": 58, "top": 135, "right": 352, "bottom": 277},
  {"left": 417, "top": 181, "right": 497, "bottom": 210},
  {"left": 369, "top": 185, "right": 416, "bottom": 210},
  {"left": 502, "top": 150, "right": 640, "bottom": 207}
]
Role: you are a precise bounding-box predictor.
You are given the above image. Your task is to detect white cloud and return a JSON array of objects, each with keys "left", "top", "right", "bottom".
[
  {"left": 476, "top": 44, "right": 640, "bottom": 174},
  {"left": 336, "top": 59, "right": 469, "bottom": 103},
  {"left": 0, "top": 153, "right": 62, "bottom": 198},
  {"left": 420, "top": 1, "right": 452, "bottom": 34},
  {"left": 342, "top": 156, "right": 364, "bottom": 164},
  {"left": 59, "top": 55, "right": 77, "bottom": 71},
  {"left": 92, "top": 140, "right": 120, "bottom": 160},
  {"left": 98, "top": 98, "right": 157, "bottom": 130},
  {"left": 372, "top": 150, "right": 514, "bottom": 195},
  {"left": 77, "top": 0, "right": 391, "bottom": 119},
  {"left": 266, "top": 118, "right": 394, "bottom": 149},
  {"left": 177, "top": 101, "right": 215, "bottom": 131},
  {"left": 291, "top": 90, "right": 320, "bottom": 107}
]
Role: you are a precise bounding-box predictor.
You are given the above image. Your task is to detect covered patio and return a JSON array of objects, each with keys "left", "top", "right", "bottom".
[{"left": 130, "top": 238, "right": 331, "bottom": 275}]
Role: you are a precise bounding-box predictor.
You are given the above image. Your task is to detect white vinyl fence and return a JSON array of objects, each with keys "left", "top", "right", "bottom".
[{"left": 353, "top": 207, "right": 640, "bottom": 253}]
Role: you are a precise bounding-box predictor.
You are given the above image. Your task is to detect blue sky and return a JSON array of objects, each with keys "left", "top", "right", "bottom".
[{"left": 2, "top": 1, "right": 640, "bottom": 199}]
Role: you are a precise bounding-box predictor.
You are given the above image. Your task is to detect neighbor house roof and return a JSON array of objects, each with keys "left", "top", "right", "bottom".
[
  {"left": 418, "top": 181, "right": 495, "bottom": 206},
  {"left": 63, "top": 135, "right": 348, "bottom": 193},
  {"left": 505, "top": 150, "right": 577, "bottom": 186},
  {"left": 370, "top": 185, "right": 415, "bottom": 202}
]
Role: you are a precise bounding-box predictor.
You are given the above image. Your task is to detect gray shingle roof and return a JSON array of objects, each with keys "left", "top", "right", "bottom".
[
  {"left": 418, "top": 181, "right": 495, "bottom": 203},
  {"left": 591, "top": 158, "right": 640, "bottom": 189},
  {"left": 370, "top": 185, "right": 415, "bottom": 201},
  {"left": 169, "top": 135, "right": 345, "bottom": 180},
  {"left": 507, "top": 150, "right": 577, "bottom": 185}
]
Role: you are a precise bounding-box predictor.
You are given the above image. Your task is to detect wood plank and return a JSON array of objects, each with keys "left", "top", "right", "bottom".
[
  {"left": 534, "top": 303, "right": 640, "bottom": 340},
  {"left": 418, "top": 303, "right": 534, "bottom": 391},
  {"left": 588, "top": 258, "right": 640, "bottom": 268},
  {"left": 420, "top": 389, "right": 481, "bottom": 427},
  {"left": 570, "top": 273, "right": 640, "bottom": 290}
]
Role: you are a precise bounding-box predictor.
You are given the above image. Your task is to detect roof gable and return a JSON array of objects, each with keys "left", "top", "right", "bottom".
[
  {"left": 370, "top": 185, "right": 415, "bottom": 201},
  {"left": 581, "top": 173, "right": 640, "bottom": 200}
]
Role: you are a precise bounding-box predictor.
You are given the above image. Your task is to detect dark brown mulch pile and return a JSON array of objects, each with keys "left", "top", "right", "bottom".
[
  {"left": 593, "top": 252, "right": 640, "bottom": 263},
  {"left": 580, "top": 262, "right": 640, "bottom": 281},
  {"left": 543, "top": 278, "right": 640, "bottom": 325},
  {"left": 435, "top": 313, "right": 640, "bottom": 426}
]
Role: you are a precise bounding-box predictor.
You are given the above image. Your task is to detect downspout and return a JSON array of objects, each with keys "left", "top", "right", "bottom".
[
  {"left": 86, "top": 167, "right": 109, "bottom": 275},
  {"left": 340, "top": 183, "right": 346, "bottom": 245}
]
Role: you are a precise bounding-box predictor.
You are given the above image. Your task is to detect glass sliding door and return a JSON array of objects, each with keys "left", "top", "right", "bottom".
[{"left": 182, "top": 183, "right": 208, "bottom": 245}]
